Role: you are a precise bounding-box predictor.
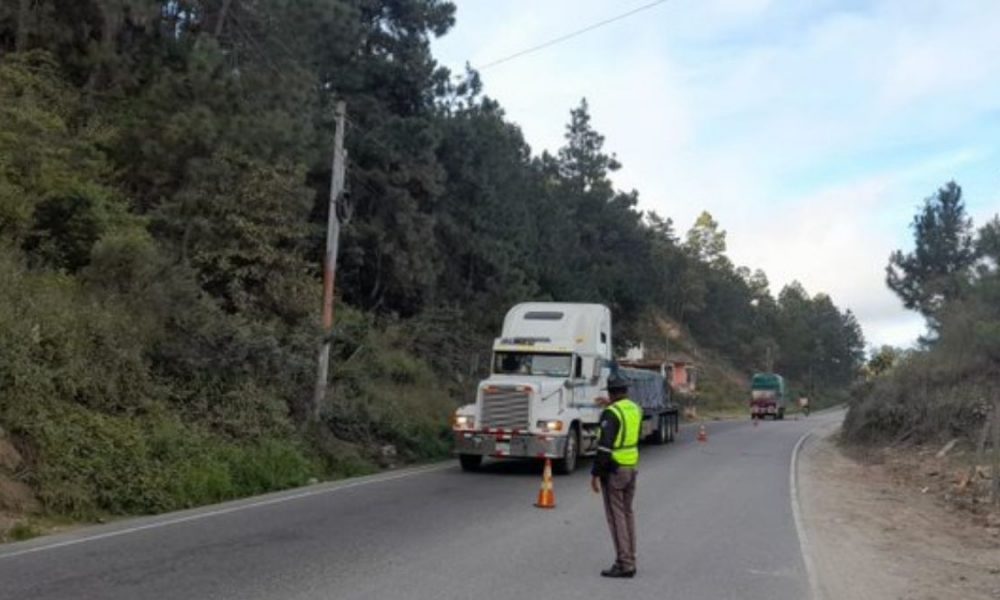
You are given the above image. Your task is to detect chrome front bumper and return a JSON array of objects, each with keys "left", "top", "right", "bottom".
[{"left": 453, "top": 431, "right": 568, "bottom": 459}]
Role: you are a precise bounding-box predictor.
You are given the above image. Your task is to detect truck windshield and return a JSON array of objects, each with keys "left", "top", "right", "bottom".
[{"left": 493, "top": 352, "right": 572, "bottom": 377}]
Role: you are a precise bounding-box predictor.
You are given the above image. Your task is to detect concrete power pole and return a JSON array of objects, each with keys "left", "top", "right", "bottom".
[{"left": 312, "top": 100, "right": 347, "bottom": 423}]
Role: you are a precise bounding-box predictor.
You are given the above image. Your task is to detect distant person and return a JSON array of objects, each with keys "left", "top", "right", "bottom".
[
  {"left": 591, "top": 375, "right": 641, "bottom": 578},
  {"left": 799, "top": 396, "right": 810, "bottom": 416}
]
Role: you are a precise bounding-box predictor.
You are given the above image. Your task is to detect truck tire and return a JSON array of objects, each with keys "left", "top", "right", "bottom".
[
  {"left": 668, "top": 413, "right": 677, "bottom": 443},
  {"left": 554, "top": 428, "right": 579, "bottom": 475},
  {"left": 459, "top": 454, "right": 482, "bottom": 471},
  {"left": 652, "top": 415, "right": 668, "bottom": 445}
]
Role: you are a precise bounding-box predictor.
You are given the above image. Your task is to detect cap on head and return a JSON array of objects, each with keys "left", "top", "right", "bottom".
[{"left": 606, "top": 375, "right": 629, "bottom": 393}]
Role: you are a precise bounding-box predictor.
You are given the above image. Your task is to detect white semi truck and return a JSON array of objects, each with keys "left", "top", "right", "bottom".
[{"left": 452, "top": 302, "right": 679, "bottom": 474}]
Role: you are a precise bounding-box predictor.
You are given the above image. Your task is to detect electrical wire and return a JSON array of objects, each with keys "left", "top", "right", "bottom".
[{"left": 475, "top": 0, "right": 671, "bottom": 71}]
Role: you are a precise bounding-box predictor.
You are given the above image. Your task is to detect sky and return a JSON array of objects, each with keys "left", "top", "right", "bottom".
[{"left": 431, "top": 0, "right": 1000, "bottom": 349}]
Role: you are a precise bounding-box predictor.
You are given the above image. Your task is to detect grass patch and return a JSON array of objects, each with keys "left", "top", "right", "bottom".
[
  {"left": 4, "top": 398, "right": 320, "bottom": 519},
  {"left": 7, "top": 521, "right": 42, "bottom": 542}
]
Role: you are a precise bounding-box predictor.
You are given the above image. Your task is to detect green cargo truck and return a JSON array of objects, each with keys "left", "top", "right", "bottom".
[{"left": 749, "top": 373, "right": 786, "bottom": 420}]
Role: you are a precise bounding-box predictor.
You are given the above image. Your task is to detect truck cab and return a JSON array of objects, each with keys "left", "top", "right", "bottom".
[
  {"left": 452, "top": 303, "right": 612, "bottom": 473},
  {"left": 452, "top": 303, "right": 680, "bottom": 473}
]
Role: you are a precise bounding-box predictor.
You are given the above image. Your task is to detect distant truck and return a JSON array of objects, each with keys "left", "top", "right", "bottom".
[
  {"left": 750, "top": 373, "right": 786, "bottom": 420},
  {"left": 452, "top": 302, "right": 679, "bottom": 474}
]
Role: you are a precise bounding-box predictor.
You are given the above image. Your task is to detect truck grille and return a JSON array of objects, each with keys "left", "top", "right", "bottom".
[{"left": 481, "top": 387, "right": 531, "bottom": 430}]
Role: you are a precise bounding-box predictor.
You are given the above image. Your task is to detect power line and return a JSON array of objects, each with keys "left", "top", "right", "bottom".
[{"left": 475, "top": 0, "right": 671, "bottom": 71}]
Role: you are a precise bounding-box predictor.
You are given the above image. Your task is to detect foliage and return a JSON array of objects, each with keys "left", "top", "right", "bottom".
[
  {"left": 886, "top": 181, "right": 976, "bottom": 327},
  {"left": 866, "top": 345, "right": 904, "bottom": 377},
  {"left": 0, "top": 2, "right": 865, "bottom": 519},
  {"left": 8, "top": 521, "right": 42, "bottom": 542},
  {"left": 846, "top": 187, "right": 999, "bottom": 446},
  {"left": 685, "top": 211, "right": 727, "bottom": 265}
]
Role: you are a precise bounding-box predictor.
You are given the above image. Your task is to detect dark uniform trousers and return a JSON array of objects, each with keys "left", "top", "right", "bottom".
[{"left": 601, "top": 467, "right": 637, "bottom": 570}]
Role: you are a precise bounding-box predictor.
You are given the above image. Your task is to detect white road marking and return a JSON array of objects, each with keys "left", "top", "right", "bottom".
[
  {"left": 791, "top": 427, "right": 822, "bottom": 600},
  {"left": 0, "top": 462, "right": 452, "bottom": 560}
]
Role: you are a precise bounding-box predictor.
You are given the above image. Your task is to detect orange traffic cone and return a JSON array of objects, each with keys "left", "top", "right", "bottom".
[
  {"left": 697, "top": 424, "right": 708, "bottom": 443},
  {"left": 534, "top": 458, "right": 556, "bottom": 509}
]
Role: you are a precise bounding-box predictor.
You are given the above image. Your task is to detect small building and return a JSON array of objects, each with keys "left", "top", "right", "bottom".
[
  {"left": 664, "top": 353, "right": 698, "bottom": 395},
  {"left": 618, "top": 349, "right": 698, "bottom": 396}
]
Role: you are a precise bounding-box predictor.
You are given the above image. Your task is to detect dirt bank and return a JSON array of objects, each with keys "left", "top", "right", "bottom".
[{"left": 798, "top": 421, "right": 1000, "bottom": 600}]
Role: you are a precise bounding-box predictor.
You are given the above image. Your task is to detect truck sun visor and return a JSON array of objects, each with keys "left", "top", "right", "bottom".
[
  {"left": 500, "top": 337, "right": 552, "bottom": 345},
  {"left": 523, "top": 311, "right": 564, "bottom": 320}
]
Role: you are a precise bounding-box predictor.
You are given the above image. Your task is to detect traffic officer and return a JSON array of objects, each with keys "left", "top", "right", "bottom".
[{"left": 590, "top": 374, "right": 641, "bottom": 578}]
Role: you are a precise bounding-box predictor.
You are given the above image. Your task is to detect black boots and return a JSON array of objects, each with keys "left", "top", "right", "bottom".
[{"left": 600, "top": 564, "right": 636, "bottom": 578}]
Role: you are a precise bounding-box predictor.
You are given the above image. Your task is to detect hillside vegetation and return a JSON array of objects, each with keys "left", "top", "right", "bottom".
[
  {"left": 844, "top": 184, "right": 1000, "bottom": 447},
  {"left": 0, "top": 1, "right": 864, "bottom": 536}
]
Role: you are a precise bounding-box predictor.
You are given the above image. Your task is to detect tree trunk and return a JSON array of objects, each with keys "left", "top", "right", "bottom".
[
  {"left": 214, "top": 0, "right": 234, "bottom": 38},
  {"left": 98, "top": 1, "right": 117, "bottom": 52},
  {"left": 15, "top": 0, "right": 30, "bottom": 51}
]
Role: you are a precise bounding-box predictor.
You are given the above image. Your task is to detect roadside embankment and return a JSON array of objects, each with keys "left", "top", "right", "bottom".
[{"left": 799, "top": 420, "right": 1000, "bottom": 600}]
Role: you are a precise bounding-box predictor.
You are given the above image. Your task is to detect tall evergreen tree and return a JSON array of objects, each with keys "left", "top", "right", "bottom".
[
  {"left": 685, "top": 210, "right": 727, "bottom": 265},
  {"left": 886, "top": 181, "right": 976, "bottom": 324}
]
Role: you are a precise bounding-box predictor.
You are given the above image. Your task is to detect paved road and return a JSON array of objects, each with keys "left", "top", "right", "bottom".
[{"left": 0, "top": 411, "right": 841, "bottom": 600}]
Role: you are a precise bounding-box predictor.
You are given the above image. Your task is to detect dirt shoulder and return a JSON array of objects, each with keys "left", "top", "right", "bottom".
[{"left": 798, "top": 420, "right": 1000, "bottom": 600}]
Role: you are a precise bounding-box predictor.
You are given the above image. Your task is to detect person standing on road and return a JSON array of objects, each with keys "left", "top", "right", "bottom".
[{"left": 591, "top": 375, "right": 641, "bottom": 578}]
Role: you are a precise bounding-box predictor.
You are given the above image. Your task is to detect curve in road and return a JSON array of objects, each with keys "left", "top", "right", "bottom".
[{"left": 1, "top": 412, "right": 842, "bottom": 600}]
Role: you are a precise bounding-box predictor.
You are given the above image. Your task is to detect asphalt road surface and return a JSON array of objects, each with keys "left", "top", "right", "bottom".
[{"left": 0, "top": 411, "right": 841, "bottom": 600}]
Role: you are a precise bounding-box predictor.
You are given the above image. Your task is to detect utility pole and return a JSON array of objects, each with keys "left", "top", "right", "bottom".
[
  {"left": 16, "top": 0, "right": 30, "bottom": 51},
  {"left": 312, "top": 100, "right": 347, "bottom": 423}
]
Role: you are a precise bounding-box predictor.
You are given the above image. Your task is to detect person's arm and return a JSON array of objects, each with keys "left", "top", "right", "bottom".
[{"left": 591, "top": 407, "right": 619, "bottom": 479}]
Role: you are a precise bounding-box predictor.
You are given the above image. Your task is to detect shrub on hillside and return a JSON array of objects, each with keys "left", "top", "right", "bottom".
[
  {"left": 8, "top": 399, "right": 316, "bottom": 517},
  {"left": 323, "top": 306, "right": 455, "bottom": 463},
  {"left": 843, "top": 352, "right": 994, "bottom": 446}
]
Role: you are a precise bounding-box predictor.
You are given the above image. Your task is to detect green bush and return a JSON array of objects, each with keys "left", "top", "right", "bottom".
[
  {"left": 843, "top": 351, "right": 993, "bottom": 445},
  {"left": 0, "top": 249, "right": 450, "bottom": 521},
  {"left": 321, "top": 305, "right": 455, "bottom": 463},
  {"left": 844, "top": 264, "right": 999, "bottom": 446},
  {"left": 8, "top": 399, "right": 318, "bottom": 518},
  {"left": 8, "top": 521, "right": 41, "bottom": 542},
  {"left": 227, "top": 439, "right": 316, "bottom": 496}
]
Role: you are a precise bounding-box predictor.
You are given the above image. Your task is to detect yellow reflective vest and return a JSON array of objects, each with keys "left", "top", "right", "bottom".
[{"left": 608, "top": 399, "right": 641, "bottom": 467}]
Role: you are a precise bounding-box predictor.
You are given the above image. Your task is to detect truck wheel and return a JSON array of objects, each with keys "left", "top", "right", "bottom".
[
  {"left": 554, "top": 428, "right": 579, "bottom": 475},
  {"left": 459, "top": 454, "right": 482, "bottom": 471},
  {"left": 653, "top": 415, "right": 668, "bottom": 445},
  {"left": 668, "top": 414, "right": 677, "bottom": 443}
]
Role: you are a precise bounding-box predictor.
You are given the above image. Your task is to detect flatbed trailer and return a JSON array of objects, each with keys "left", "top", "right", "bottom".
[{"left": 616, "top": 361, "right": 681, "bottom": 445}]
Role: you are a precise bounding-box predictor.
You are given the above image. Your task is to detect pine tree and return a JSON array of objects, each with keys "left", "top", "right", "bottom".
[{"left": 886, "top": 181, "right": 976, "bottom": 324}]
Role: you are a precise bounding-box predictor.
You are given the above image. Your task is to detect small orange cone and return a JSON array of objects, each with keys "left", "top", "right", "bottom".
[
  {"left": 697, "top": 424, "right": 708, "bottom": 443},
  {"left": 534, "top": 458, "right": 556, "bottom": 509}
]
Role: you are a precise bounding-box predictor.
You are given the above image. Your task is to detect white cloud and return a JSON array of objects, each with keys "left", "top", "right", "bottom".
[{"left": 726, "top": 173, "right": 912, "bottom": 348}]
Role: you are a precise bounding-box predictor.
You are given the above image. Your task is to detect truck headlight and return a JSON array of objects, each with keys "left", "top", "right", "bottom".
[
  {"left": 452, "top": 414, "right": 475, "bottom": 429},
  {"left": 536, "top": 420, "right": 564, "bottom": 432}
]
